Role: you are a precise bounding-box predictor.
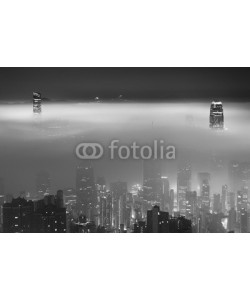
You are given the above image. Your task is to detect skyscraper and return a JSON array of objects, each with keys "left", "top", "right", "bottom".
[
  {"left": 160, "top": 176, "right": 170, "bottom": 212},
  {"left": 240, "top": 208, "right": 248, "bottom": 233},
  {"left": 228, "top": 207, "right": 236, "bottom": 232},
  {"left": 143, "top": 159, "right": 162, "bottom": 206},
  {"left": 209, "top": 101, "right": 224, "bottom": 129},
  {"left": 33, "top": 92, "right": 42, "bottom": 114},
  {"left": 237, "top": 187, "right": 248, "bottom": 232},
  {"left": 198, "top": 172, "right": 210, "bottom": 211},
  {"left": 228, "top": 192, "right": 235, "bottom": 209},
  {"left": 186, "top": 191, "right": 197, "bottom": 220},
  {"left": 110, "top": 181, "right": 127, "bottom": 230},
  {"left": 177, "top": 165, "right": 191, "bottom": 216},
  {"left": 76, "top": 165, "right": 97, "bottom": 221},
  {"left": 3, "top": 197, "right": 34, "bottom": 233},
  {"left": 213, "top": 194, "right": 221, "bottom": 213},
  {"left": 64, "top": 188, "right": 77, "bottom": 214},
  {"left": 229, "top": 161, "right": 250, "bottom": 193},
  {"left": 237, "top": 189, "right": 248, "bottom": 214},
  {"left": 169, "top": 189, "right": 175, "bottom": 216},
  {"left": 221, "top": 185, "right": 228, "bottom": 213}
]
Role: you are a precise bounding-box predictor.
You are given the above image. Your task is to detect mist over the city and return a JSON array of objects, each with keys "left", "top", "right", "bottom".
[{"left": 0, "top": 100, "right": 249, "bottom": 194}]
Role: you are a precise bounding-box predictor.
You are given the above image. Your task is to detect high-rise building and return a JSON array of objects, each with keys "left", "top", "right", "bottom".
[
  {"left": 99, "top": 196, "right": 107, "bottom": 227},
  {"left": 209, "top": 101, "right": 224, "bottom": 129},
  {"left": 64, "top": 188, "right": 77, "bottom": 213},
  {"left": 33, "top": 92, "right": 42, "bottom": 114},
  {"left": 76, "top": 165, "right": 97, "bottom": 221},
  {"left": 146, "top": 205, "right": 169, "bottom": 233},
  {"left": 186, "top": 191, "right": 197, "bottom": 220},
  {"left": 98, "top": 181, "right": 112, "bottom": 231},
  {"left": 237, "top": 188, "right": 248, "bottom": 232},
  {"left": 110, "top": 181, "right": 127, "bottom": 230},
  {"left": 228, "top": 192, "right": 235, "bottom": 209},
  {"left": 221, "top": 185, "right": 228, "bottom": 213},
  {"left": 169, "top": 216, "right": 192, "bottom": 233},
  {"left": 143, "top": 159, "right": 162, "bottom": 206},
  {"left": 169, "top": 189, "right": 175, "bottom": 216},
  {"left": 228, "top": 208, "right": 236, "bottom": 232},
  {"left": 213, "top": 194, "right": 222, "bottom": 213},
  {"left": 160, "top": 176, "right": 170, "bottom": 212},
  {"left": 105, "top": 192, "right": 112, "bottom": 231},
  {"left": 229, "top": 161, "right": 250, "bottom": 193},
  {"left": 237, "top": 190, "right": 248, "bottom": 214},
  {"left": 240, "top": 208, "right": 248, "bottom": 233},
  {"left": 3, "top": 197, "right": 34, "bottom": 233},
  {"left": 198, "top": 172, "right": 210, "bottom": 211},
  {"left": 177, "top": 165, "right": 191, "bottom": 215},
  {"left": 96, "top": 177, "right": 106, "bottom": 226},
  {"left": 134, "top": 221, "right": 146, "bottom": 233},
  {"left": 33, "top": 193, "right": 66, "bottom": 233}
]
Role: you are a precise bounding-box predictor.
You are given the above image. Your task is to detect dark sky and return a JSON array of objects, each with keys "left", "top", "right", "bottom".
[{"left": 1, "top": 68, "right": 250, "bottom": 102}]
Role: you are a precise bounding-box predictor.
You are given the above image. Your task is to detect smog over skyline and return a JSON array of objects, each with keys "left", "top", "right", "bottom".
[{"left": 1, "top": 68, "right": 250, "bottom": 233}]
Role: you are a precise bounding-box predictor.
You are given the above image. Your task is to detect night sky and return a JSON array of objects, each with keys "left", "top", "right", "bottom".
[{"left": 1, "top": 68, "right": 250, "bottom": 102}]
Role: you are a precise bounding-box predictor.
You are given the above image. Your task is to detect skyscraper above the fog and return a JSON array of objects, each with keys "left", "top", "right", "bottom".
[
  {"left": 209, "top": 101, "right": 224, "bottom": 129},
  {"left": 33, "top": 92, "right": 42, "bottom": 114}
]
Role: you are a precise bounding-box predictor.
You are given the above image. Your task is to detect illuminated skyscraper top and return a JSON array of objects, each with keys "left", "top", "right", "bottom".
[
  {"left": 33, "top": 92, "right": 42, "bottom": 114},
  {"left": 209, "top": 101, "right": 224, "bottom": 129}
]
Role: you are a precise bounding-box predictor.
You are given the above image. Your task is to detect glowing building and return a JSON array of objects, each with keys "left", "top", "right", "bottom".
[
  {"left": 209, "top": 101, "right": 224, "bottom": 129},
  {"left": 110, "top": 181, "right": 127, "bottom": 230},
  {"left": 177, "top": 165, "right": 191, "bottom": 216},
  {"left": 198, "top": 172, "right": 210, "bottom": 211},
  {"left": 143, "top": 160, "right": 162, "bottom": 207},
  {"left": 33, "top": 92, "right": 42, "bottom": 114},
  {"left": 76, "top": 165, "right": 97, "bottom": 221},
  {"left": 186, "top": 191, "right": 197, "bottom": 220},
  {"left": 160, "top": 176, "right": 170, "bottom": 212}
]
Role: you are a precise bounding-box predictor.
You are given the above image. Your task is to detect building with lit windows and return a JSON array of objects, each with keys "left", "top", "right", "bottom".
[
  {"left": 33, "top": 92, "right": 42, "bottom": 114},
  {"left": 110, "top": 181, "right": 127, "bottom": 230},
  {"left": 198, "top": 172, "right": 210, "bottom": 211},
  {"left": 143, "top": 159, "right": 162, "bottom": 206},
  {"left": 177, "top": 165, "right": 191, "bottom": 215},
  {"left": 147, "top": 205, "right": 169, "bottom": 233},
  {"left": 186, "top": 191, "right": 197, "bottom": 220},
  {"left": 33, "top": 193, "right": 66, "bottom": 233},
  {"left": 3, "top": 197, "right": 34, "bottom": 233},
  {"left": 76, "top": 165, "right": 97, "bottom": 221},
  {"left": 209, "top": 101, "right": 224, "bottom": 129}
]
